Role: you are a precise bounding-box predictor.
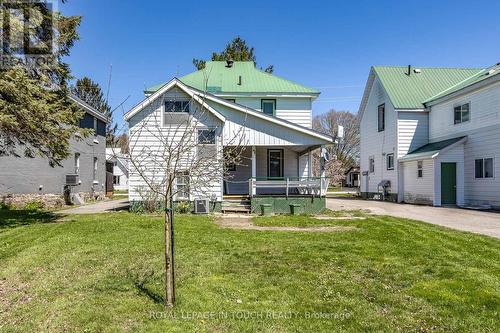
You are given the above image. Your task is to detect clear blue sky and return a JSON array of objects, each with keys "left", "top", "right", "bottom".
[{"left": 61, "top": 0, "right": 500, "bottom": 131}]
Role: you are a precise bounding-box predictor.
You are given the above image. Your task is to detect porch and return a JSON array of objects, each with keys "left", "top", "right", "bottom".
[{"left": 223, "top": 146, "right": 329, "bottom": 198}]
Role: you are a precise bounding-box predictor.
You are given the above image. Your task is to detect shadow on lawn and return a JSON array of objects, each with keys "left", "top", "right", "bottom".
[
  {"left": 127, "top": 268, "right": 164, "bottom": 305},
  {"left": 0, "top": 209, "right": 63, "bottom": 229}
]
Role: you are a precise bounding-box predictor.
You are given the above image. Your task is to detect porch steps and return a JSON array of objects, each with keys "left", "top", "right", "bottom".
[{"left": 222, "top": 198, "right": 251, "bottom": 214}]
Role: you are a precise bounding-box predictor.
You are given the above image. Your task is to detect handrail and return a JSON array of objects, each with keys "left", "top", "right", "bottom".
[{"left": 248, "top": 177, "right": 325, "bottom": 198}]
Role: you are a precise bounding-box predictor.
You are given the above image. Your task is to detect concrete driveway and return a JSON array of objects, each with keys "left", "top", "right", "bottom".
[
  {"left": 327, "top": 198, "right": 500, "bottom": 239},
  {"left": 58, "top": 198, "right": 129, "bottom": 215}
]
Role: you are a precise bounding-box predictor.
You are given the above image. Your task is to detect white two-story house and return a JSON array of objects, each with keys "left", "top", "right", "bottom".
[
  {"left": 125, "top": 61, "right": 333, "bottom": 213},
  {"left": 359, "top": 63, "right": 500, "bottom": 208}
]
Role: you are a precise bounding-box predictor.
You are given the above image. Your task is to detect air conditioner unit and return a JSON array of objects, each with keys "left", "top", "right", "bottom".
[
  {"left": 66, "top": 174, "right": 79, "bottom": 186},
  {"left": 194, "top": 199, "right": 210, "bottom": 214}
]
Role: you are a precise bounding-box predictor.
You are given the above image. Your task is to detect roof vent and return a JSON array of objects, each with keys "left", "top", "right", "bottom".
[
  {"left": 226, "top": 58, "right": 234, "bottom": 68},
  {"left": 487, "top": 69, "right": 496, "bottom": 75},
  {"left": 237, "top": 75, "right": 242, "bottom": 85},
  {"left": 406, "top": 65, "right": 412, "bottom": 76},
  {"left": 414, "top": 68, "right": 422, "bottom": 73}
]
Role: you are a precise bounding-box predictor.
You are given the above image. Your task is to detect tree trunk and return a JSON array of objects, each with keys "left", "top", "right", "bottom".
[{"left": 164, "top": 178, "right": 175, "bottom": 308}]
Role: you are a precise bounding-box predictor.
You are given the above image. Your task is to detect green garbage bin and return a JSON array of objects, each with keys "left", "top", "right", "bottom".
[
  {"left": 261, "top": 204, "right": 272, "bottom": 216},
  {"left": 290, "top": 204, "right": 303, "bottom": 215}
]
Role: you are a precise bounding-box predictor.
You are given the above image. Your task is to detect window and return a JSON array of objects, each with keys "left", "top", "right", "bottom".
[
  {"left": 197, "top": 129, "right": 216, "bottom": 144},
  {"left": 261, "top": 99, "right": 276, "bottom": 116},
  {"left": 74, "top": 153, "right": 80, "bottom": 174},
  {"left": 475, "top": 158, "right": 494, "bottom": 178},
  {"left": 417, "top": 161, "right": 423, "bottom": 178},
  {"left": 369, "top": 156, "right": 375, "bottom": 173},
  {"left": 378, "top": 104, "right": 385, "bottom": 132},
  {"left": 113, "top": 175, "right": 120, "bottom": 185},
  {"left": 176, "top": 172, "right": 190, "bottom": 199},
  {"left": 267, "top": 149, "right": 284, "bottom": 178},
  {"left": 165, "top": 100, "right": 190, "bottom": 113},
  {"left": 93, "top": 157, "right": 98, "bottom": 180},
  {"left": 197, "top": 129, "right": 216, "bottom": 159},
  {"left": 454, "top": 103, "right": 470, "bottom": 124},
  {"left": 386, "top": 153, "right": 394, "bottom": 170}
]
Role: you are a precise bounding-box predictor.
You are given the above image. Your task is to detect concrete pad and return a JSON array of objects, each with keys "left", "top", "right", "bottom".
[
  {"left": 327, "top": 198, "right": 500, "bottom": 239},
  {"left": 58, "top": 198, "right": 129, "bottom": 214}
]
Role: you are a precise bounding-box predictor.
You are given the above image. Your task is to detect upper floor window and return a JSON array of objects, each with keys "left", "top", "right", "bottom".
[
  {"left": 386, "top": 153, "right": 394, "bottom": 170},
  {"left": 165, "top": 100, "right": 190, "bottom": 113},
  {"left": 475, "top": 158, "right": 494, "bottom": 179},
  {"left": 417, "top": 161, "right": 423, "bottom": 178},
  {"left": 262, "top": 99, "right": 276, "bottom": 116},
  {"left": 93, "top": 157, "right": 98, "bottom": 180},
  {"left": 74, "top": 153, "right": 80, "bottom": 174},
  {"left": 378, "top": 104, "right": 385, "bottom": 132},
  {"left": 369, "top": 156, "right": 375, "bottom": 173},
  {"left": 454, "top": 103, "right": 470, "bottom": 124},
  {"left": 93, "top": 117, "right": 98, "bottom": 134}
]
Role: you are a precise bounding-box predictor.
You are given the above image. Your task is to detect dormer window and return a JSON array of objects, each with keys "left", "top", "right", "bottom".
[
  {"left": 454, "top": 103, "right": 470, "bottom": 124},
  {"left": 261, "top": 99, "right": 276, "bottom": 116},
  {"left": 165, "top": 100, "right": 190, "bottom": 113}
]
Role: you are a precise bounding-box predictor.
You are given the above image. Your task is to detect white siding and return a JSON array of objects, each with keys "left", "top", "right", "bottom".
[
  {"left": 360, "top": 77, "right": 398, "bottom": 196},
  {"left": 231, "top": 97, "right": 313, "bottom": 128},
  {"left": 429, "top": 81, "right": 500, "bottom": 208},
  {"left": 402, "top": 159, "right": 434, "bottom": 205},
  {"left": 128, "top": 88, "right": 223, "bottom": 202},
  {"left": 397, "top": 112, "right": 429, "bottom": 158},
  {"left": 429, "top": 81, "right": 500, "bottom": 141}
]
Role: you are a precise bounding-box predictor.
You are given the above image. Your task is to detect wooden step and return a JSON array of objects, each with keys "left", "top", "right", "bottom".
[{"left": 222, "top": 201, "right": 251, "bottom": 213}]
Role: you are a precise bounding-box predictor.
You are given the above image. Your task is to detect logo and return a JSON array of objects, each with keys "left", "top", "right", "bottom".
[{"left": 0, "top": 0, "right": 57, "bottom": 68}]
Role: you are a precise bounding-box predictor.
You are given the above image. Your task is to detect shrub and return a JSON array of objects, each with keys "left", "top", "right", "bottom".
[
  {"left": 175, "top": 201, "right": 191, "bottom": 214},
  {"left": 23, "top": 200, "right": 45, "bottom": 211}
]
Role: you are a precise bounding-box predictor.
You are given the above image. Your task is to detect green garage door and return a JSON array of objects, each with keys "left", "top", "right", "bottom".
[{"left": 441, "top": 163, "right": 457, "bottom": 205}]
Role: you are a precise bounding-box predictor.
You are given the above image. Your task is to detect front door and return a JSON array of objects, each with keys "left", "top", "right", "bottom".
[
  {"left": 267, "top": 149, "right": 284, "bottom": 179},
  {"left": 441, "top": 163, "right": 457, "bottom": 205}
]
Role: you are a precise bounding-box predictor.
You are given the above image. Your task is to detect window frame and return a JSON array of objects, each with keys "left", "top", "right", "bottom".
[
  {"left": 378, "top": 103, "right": 385, "bottom": 132},
  {"left": 261, "top": 99, "right": 276, "bottom": 116},
  {"left": 164, "top": 100, "right": 190, "bottom": 113},
  {"left": 74, "top": 153, "right": 80, "bottom": 174},
  {"left": 93, "top": 157, "right": 98, "bottom": 181},
  {"left": 175, "top": 171, "right": 190, "bottom": 200},
  {"left": 369, "top": 156, "right": 375, "bottom": 174},
  {"left": 386, "top": 153, "right": 394, "bottom": 170},
  {"left": 417, "top": 160, "right": 423, "bottom": 178},
  {"left": 475, "top": 158, "right": 494, "bottom": 179},
  {"left": 453, "top": 102, "right": 470, "bottom": 125}
]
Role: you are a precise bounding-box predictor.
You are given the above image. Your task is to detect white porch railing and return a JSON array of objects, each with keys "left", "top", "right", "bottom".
[{"left": 248, "top": 177, "right": 330, "bottom": 197}]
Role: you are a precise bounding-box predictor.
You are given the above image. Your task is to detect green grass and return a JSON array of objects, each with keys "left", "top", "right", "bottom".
[{"left": 0, "top": 209, "right": 499, "bottom": 332}]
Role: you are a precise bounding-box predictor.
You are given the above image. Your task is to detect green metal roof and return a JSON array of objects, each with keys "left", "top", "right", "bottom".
[
  {"left": 146, "top": 61, "right": 319, "bottom": 95},
  {"left": 399, "top": 136, "right": 466, "bottom": 161},
  {"left": 424, "top": 63, "right": 500, "bottom": 104},
  {"left": 373, "top": 66, "right": 482, "bottom": 109}
]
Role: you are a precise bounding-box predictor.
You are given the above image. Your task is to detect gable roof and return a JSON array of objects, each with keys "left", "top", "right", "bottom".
[
  {"left": 125, "top": 78, "right": 333, "bottom": 143},
  {"left": 372, "top": 66, "right": 482, "bottom": 109},
  {"left": 399, "top": 136, "right": 467, "bottom": 161},
  {"left": 69, "top": 94, "right": 109, "bottom": 123},
  {"left": 145, "top": 61, "right": 319, "bottom": 96},
  {"left": 424, "top": 63, "right": 500, "bottom": 104}
]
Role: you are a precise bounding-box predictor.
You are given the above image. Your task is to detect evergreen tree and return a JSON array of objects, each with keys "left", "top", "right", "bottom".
[
  {"left": 0, "top": 1, "right": 86, "bottom": 166},
  {"left": 193, "top": 36, "right": 273, "bottom": 73},
  {"left": 72, "top": 77, "right": 117, "bottom": 146}
]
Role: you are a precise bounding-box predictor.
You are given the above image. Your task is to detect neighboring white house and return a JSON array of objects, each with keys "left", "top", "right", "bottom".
[
  {"left": 125, "top": 61, "right": 334, "bottom": 213},
  {"left": 359, "top": 63, "right": 500, "bottom": 208},
  {"left": 105, "top": 148, "right": 129, "bottom": 191},
  {"left": 344, "top": 166, "right": 360, "bottom": 188}
]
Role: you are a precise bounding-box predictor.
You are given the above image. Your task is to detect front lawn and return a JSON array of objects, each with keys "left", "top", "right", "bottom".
[{"left": 0, "top": 209, "right": 499, "bottom": 332}]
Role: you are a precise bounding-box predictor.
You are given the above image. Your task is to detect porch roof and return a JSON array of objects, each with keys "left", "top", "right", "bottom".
[{"left": 399, "top": 136, "right": 467, "bottom": 162}]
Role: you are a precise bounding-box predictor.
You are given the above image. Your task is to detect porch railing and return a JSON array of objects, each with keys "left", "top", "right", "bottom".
[{"left": 248, "top": 177, "right": 330, "bottom": 197}]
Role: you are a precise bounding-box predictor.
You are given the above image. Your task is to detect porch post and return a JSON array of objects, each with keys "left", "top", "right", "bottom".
[
  {"left": 320, "top": 145, "right": 326, "bottom": 196},
  {"left": 251, "top": 146, "right": 256, "bottom": 196},
  {"left": 307, "top": 152, "right": 313, "bottom": 178}
]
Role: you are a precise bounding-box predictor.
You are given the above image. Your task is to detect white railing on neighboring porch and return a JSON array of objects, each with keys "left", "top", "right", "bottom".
[{"left": 248, "top": 177, "right": 330, "bottom": 197}]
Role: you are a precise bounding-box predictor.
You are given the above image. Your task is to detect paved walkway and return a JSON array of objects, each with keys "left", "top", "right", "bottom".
[
  {"left": 327, "top": 198, "right": 500, "bottom": 239},
  {"left": 58, "top": 198, "right": 129, "bottom": 214}
]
